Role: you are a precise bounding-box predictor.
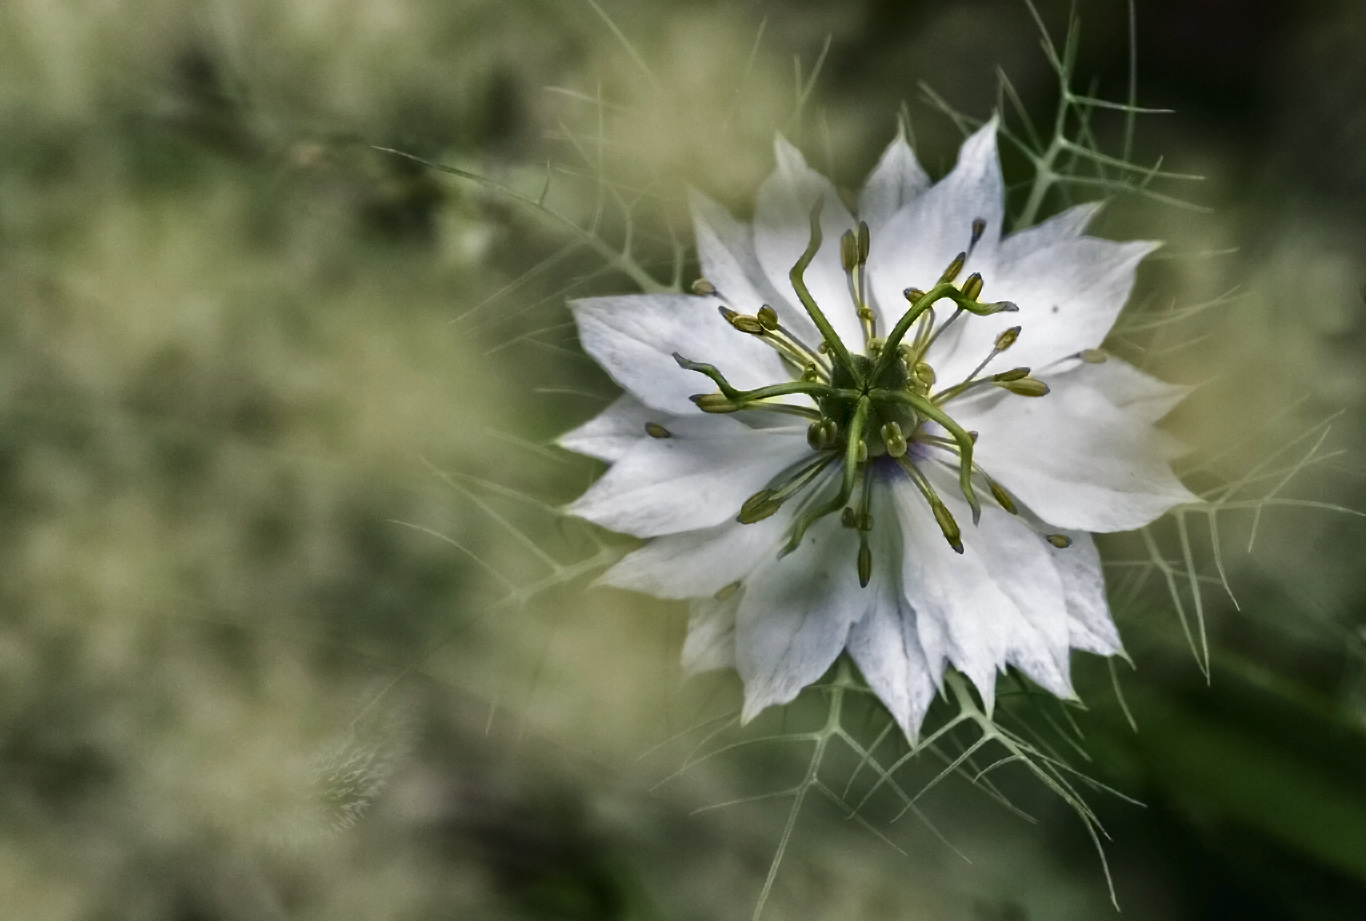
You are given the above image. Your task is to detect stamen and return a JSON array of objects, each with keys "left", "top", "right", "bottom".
[
  {"left": 691, "top": 278, "right": 717, "bottom": 296},
  {"left": 961, "top": 272, "right": 984, "bottom": 301},
  {"left": 996, "top": 376, "right": 1050, "bottom": 397},
  {"left": 714, "top": 580, "right": 741, "bottom": 601},
  {"left": 692, "top": 394, "right": 741, "bottom": 413},
  {"left": 644, "top": 422, "right": 671, "bottom": 438},
  {"left": 855, "top": 463, "right": 875, "bottom": 586},
  {"left": 989, "top": 480, "right": 1018, "bottom": 515},
  {"left": 1046, "top": 534, "right": 1073, "bottom": 549},
  {"left": 1078, "top": 348, "right": 1107, "bottom": 364},
  {"left": 737, "top": 454, "right": 837, "bottom": 525},
  {"left": 718, "top": 305, "right": 830, "bottom": 377},
  {"left": 967, "top": 217, "right": 987, "bottom": 257},
  {"left": 896, "top": 455, "right": 963, "bottom": 553},
  {"left": 781, "top": 395, "right": 872, "bottom": 556},
  {"left": 933, "top": 327, "right": 1024, "bottom": 403},
  {"left": 871, "top": 387, "right": 981, "bottom": 524},
  {"left": 939, "top": 251, "right": 967, "bottom": 284}
]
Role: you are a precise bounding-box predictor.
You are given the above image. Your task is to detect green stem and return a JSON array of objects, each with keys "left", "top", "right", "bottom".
[
  {"left": 872, "top": 389, "right": 981, "bottom": 523},
  {"left": 789, "top": 201, "right": 861, "bottom": 383}
]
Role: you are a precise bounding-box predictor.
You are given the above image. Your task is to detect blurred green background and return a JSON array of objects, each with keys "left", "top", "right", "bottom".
[{"left": 3, "top": 0, "right": 1366, "bottom": 918}]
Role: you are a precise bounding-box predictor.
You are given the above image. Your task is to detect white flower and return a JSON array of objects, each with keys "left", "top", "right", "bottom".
[{"left": 559, "top": 120, "right": 1195, "bottom": 739}]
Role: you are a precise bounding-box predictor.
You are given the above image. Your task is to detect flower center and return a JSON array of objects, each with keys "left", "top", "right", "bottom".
[{"left": 675, "top": 202, "right": 1063, "bottom": 587}]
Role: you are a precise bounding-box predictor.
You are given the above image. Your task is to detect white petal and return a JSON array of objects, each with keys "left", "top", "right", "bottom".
[
  {"left": 571, "top": 293, "right": 790, "bottom": 415},
  {"left": 891, "top": 470, "right": 1073, "bottom": 708},
  {"left": 963, "top": 374, "right": 1197, "bottom": 533},
  {"left": 735, "top": 514, "right": 872, "bottom": 722},
  {"left": 846, "top": 519, "right": 939, "bottom": 739},
  {"left": 600, "top": 501, "right": 797, "bottom": 599},
  {"left": 1061, "top": 355, "right": 1190, "bottom": 423},
  {"left": 752, "top": 137, "right": 865, "bottom": 348},
  {"left": 682, "top": 594, "right": 739, "bottom": 674},
  {"left": 995, "top": 202, "right": 1103, "bottom": 264},
  {"left": 933, "top": 236, "right": 1157, "bottom": 385},
  {"left": 689, "top": 191, "right": 818, "bottom": 342},
  {"left": 858, "top": 130, "right": 929, "bottom": 235},
  {"left": 566, "top": 416, "right": 810, "bottom": 538},
  {"left": 865, "top": 119, "right": 1004, "bottom": 330},
  {"left": 557, "top": 394, "right": 660, "bottom": 462},
  {"left": 1050, "top": 531, "right": 1123, "bottom": 657}
]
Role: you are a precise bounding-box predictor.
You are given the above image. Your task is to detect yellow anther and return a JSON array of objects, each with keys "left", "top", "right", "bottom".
[
  {"left": 998, "top": 377, "right": 1050, "bottom": 397},
  {"left": 961, "top": 272, "right": 984, "bottom": 301},
  {"left": 970, "top": 217, "right": 987, "bottom": 248},
  {"left": 727, "top": 313, "right": 766, "bottom": 334},
  {"left": 840, "top": 230, "right": 859, "bottom": 273},
  {"left": 990, "top": 481, "right": 1017, "bottom": 515},
  {"left": 995, "top": 326, "right": 1021, "bottom": 352},
  {"left": 714, "top": 581, "right": 741, "bottom": 601},
  {"left": 938, "top": 251, "right": 967, "bottom": 284},
  {"left": 738, "top": 490, "right": 782, "bottom": 524},
  {"left": 757, "top": 305, "right": 780, "bottom": 330},
  {"left": 691, "top": 278, "right": 716, "bottom": 296},
  {"left": 694, "top": 394, "right": 740, "bottom": 413},
  {"left": 932, "top": 500, "right": 963, "bottom": 554},
  {"left": 1046, "top": 534, "right": 1073, "bottom": 549},
  {"left": 644, "top": 422, "right": 671, "bottom": 439}
]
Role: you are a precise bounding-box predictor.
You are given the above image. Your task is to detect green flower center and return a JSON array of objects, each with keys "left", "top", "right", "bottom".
[{"left": 673, "top": 202, "right": 1069, "bottom": 587}]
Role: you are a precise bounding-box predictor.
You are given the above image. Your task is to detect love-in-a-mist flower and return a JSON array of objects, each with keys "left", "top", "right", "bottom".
[{"left": 559, "top": 120, "right": 1195, "bottom": 739}]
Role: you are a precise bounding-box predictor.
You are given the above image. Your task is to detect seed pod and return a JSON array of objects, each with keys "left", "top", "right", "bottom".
[
  {"left": 808, "top": 418, "right": 837, "bottom": 450},
  {"left": 882, "top": 421, "right": 907, "bottom": 458}
]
